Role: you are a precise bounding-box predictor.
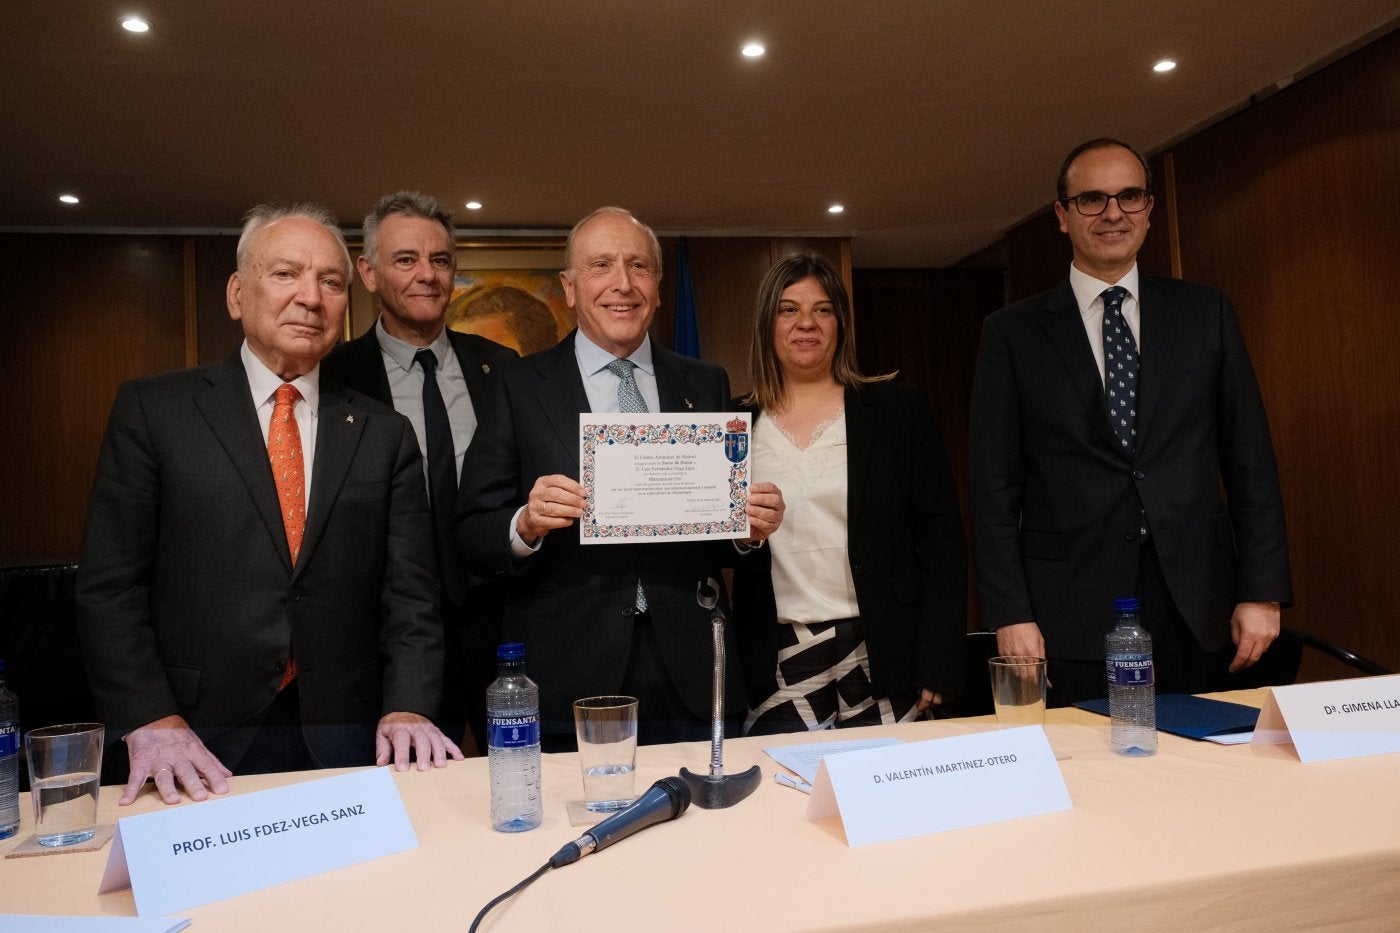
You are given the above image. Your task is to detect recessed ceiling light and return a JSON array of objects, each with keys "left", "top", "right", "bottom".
[
  {"left": 1153, "top": 59, "right": 1177, "bottom": 73},
  {"left": 58, "top": 194, "right": 80, "bottom": 205},
  {"left": 121, "top": 16, "right": 150, "bottom": 33},
  {"left": 464, "top": 201, "right": 482, "bottom": 210},
  {"left": 827, "top": 204, "right": 844, "bottom": 215},
  {"left": 741, "top": 42, "right": 765, "bottom": 59}
]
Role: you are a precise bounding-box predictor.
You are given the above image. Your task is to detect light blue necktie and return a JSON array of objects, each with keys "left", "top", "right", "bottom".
[{"left": 606, "top": 359, "right": 649, "bottom": 612}]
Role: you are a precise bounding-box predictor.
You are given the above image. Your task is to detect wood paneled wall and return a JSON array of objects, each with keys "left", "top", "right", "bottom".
[
  {"left": 1001, "top": 28, "right": 1400, "bottom": 678},
  {"left": 656, "top": 236, "right": 847, "bottom": 398},
  {"left": 1, "top": 235, "right": 188, "bottom": 563},
  {"left": 0, "top": 232, "right": 843, "bottom": 563},
  {"left": 4, "top": 27, "right": 1394, "bottom": 684},
  {"left": 851, "top": 268, "right": 1006, "bottom": 549}
]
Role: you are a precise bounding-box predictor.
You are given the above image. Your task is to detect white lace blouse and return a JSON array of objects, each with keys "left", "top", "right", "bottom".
[{"left": 754, "top": 409, "right": 861, "bottom": 624}]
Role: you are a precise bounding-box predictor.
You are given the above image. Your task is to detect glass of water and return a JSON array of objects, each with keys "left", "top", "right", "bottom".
[
  {"left": 24, "top": 723, "right": 104, "bottom": 846},
  {"left": 573, "top": 696, "right": 638, "bottom": 812},
  {"left": 988, "top": 656, "right": 1048, "bottom": 728}
]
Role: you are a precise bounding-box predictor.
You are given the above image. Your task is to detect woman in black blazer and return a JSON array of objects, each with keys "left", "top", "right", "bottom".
[{"left": 733, "top": 254, "right": 967, "bottom": 735}]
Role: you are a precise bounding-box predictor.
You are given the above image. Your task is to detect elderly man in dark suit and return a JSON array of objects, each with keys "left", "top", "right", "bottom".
[
  {"left": 321, "top": 191, "right": 515, "bottom": 753},
  {"left": 456, "top": 207, "right": 785, "bottom": 747},
  {"left": 971, "top": 138, "right": 1292, "bottom": 705},
  {"left": 77, "top": 203, "right": 461, "bottom": 807}
]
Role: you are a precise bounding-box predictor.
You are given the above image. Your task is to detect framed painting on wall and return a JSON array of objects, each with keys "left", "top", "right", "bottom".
[
  {"left": 448, "top": 240, "right": 570, "bottom": 355},
  {"left": 348, "top": 238, "right": 571, "bottom": 355}
]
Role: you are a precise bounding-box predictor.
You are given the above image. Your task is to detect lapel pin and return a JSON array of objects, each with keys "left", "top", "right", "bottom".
[
  {"left": 482, "top": 363, "right": 491, "bottom": 374},
  {"left": 346, "top": 414, "right": 354, "bottom": 424},
  {"left": 684, "top": 398, "right": 694, "bottom": 410}
]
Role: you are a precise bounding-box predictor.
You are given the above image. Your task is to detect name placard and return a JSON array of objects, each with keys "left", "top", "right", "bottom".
[
  {"left": 0, "top": 918, "right": 190, "bottom": 932},
  {"left": 806, "top": 726, "right": 1071, "bottom": 847},
  {"left": 1251, "top": 673, "right": 1400, "bottom": 763},
  {"left": 99, "top": 767, "right": 418, "bottom": 917}
]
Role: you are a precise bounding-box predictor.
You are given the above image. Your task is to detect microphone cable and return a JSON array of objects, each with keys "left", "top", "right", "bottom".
[
  {"left": 467, "top": 837, "right": 598, "bottom": 932},
  {"left": 468, "top": 858, "right": 553, "bottom": 933},
  {"left": 468, "top": 777, "right": 691, "bottom": 930}
]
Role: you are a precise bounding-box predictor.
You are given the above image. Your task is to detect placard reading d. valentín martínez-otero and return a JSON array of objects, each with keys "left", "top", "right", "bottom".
[{"left": 807, "top": 726, "right": 1071, "bottom": 847}]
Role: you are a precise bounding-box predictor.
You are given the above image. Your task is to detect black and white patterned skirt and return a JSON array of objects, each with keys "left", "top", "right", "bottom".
[{"left": 744, "top": 618, "right": 917, "bottom": 735}]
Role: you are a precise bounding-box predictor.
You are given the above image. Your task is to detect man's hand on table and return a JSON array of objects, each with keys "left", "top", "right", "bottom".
[
  {"left": 376, "top": 712, "right": 464, "bottom": 770},
  {"left": 121, "top": 714, "right": 232, "bottom": 806}
]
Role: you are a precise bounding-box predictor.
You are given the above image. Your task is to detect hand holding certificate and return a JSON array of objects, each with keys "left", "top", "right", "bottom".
[{"left": 580, "top": 413, "right": 755, "bottom": 543}]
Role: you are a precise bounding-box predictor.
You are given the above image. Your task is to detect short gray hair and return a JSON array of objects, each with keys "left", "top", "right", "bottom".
[
  {"left": 562, "top": 206, "right": 663, "bottom": 277},
  {"left": 362, "top": 190, "right": 455, "bottom": 262},
  {"left": 236, "top": 202, "right": 350, "bottom": 275}
]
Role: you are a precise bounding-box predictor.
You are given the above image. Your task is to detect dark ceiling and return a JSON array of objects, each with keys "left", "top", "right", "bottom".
[{"left": 2, "top": 1, "right": 1395, "bottom": 266}]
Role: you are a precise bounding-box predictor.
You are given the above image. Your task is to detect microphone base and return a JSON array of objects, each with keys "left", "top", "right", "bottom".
[{"left": 678, "top": 764, "right": 762, "bottom": 809}]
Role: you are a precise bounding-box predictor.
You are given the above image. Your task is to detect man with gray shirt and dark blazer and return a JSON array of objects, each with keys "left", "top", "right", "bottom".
[{"left": 322, "top": 191, "right": 515, "bottom": 753}]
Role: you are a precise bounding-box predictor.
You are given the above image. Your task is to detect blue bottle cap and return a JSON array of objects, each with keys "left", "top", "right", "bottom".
[
  {"left": 497, "top": 642, "right": 525, "bottom": 661},
  {"left": 1113, "top": 597, "right": 1140, "bottom": 612}
]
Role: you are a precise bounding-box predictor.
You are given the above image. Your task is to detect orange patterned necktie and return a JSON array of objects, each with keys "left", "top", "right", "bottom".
[
  {"left": 268, "top": 383, "right": 306, "bottom": 562},
  {"left": 268, "top": 383, "right": 304, "bottom": 688}
]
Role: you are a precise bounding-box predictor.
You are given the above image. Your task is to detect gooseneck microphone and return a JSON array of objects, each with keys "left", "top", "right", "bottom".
[{"left": 550, "top": 776, "right": 692, "bottom": 867}]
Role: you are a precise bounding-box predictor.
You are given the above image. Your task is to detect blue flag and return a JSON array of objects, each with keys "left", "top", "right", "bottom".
[{"left": 673, "top": 237, "right": 700, "bottom": 358}]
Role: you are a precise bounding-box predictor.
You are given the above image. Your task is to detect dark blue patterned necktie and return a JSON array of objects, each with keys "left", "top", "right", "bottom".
[{"left": 1101, "top": 286, "right": 1138, "bottom": 454}]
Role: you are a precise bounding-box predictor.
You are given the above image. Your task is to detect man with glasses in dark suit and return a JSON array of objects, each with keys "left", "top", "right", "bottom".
[{"left": 971, "top": 138, "right": 1292, "bottom": 704}]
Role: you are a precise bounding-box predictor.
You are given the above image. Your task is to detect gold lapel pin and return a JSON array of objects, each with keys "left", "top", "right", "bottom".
[
  {"left": 684, "top": 398, "right": 694, "bottom": 410},
  {"left": 346, "top": 414, "right": 354, "bottom": 424}
]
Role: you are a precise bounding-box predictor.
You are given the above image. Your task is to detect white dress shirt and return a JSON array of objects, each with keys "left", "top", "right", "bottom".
[{"left": 572, "top": 328, "right": 661, "bottom": 413}]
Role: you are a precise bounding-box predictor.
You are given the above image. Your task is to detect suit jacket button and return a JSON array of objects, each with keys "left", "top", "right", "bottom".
[
  {"left": 1124, "top": 530, "right": 1138, "bottom": 541},
  {"left": 274, "top": 659, "right": 287, "bottom": 673},
  {"left": 289, "top": 589, "right": 302, "bottom": 602},
  {"left": 1132, "top": 470, "right": 1145, "bottom": 480},
  {"left": 851, "top": 564, "right": 862, "bottom": 576}
]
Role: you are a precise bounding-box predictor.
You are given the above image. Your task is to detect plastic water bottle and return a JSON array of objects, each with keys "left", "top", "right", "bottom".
[
  {"left": 0, "top": 660, "right": 20, "bottom": 839},
  {"left": 1106, "top": 597, "right": 1157, "bottom": 756},
  {"left": 487, "top": 642, "right": 542, "bottom": 832}
]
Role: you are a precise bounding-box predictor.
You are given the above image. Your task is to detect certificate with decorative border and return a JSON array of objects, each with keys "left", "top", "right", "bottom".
[{"left": 579, "top": 412, "right": 751, "bottom": 543}]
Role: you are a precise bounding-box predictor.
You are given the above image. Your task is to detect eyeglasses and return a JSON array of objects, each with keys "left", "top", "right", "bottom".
[{"left": 1060, "top": 188, "right": 1151, "bottom": 216}]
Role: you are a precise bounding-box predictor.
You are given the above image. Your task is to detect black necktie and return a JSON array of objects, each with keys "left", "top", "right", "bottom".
[
  {"left": 415, "top": 348, "right": 466, "bottom": 606},
  {"left": 1101, "top": 286, "right": 1138, "bottom": 455}
]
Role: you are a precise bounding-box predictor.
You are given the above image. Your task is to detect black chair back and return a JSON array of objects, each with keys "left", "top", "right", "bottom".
[{"left": 0, "top": 563, "right": 99, "bottom": 789}]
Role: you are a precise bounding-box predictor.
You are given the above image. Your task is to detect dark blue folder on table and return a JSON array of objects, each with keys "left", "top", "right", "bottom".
[{"left": 1074, "top": 693, "right": 1260, "bottom": 739}]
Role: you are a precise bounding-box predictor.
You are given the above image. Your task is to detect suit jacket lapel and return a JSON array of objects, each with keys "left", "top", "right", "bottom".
[
  {"left": 844, "top": 385, "right": 876, "bottom": 540},
  {"left": 300, "top": 384, "right": 365, "bottom": 580},
  {"left": 1133, "top": 276, "right": 1176, "bottom": 455},
  {"left": 346, "top": 327, "right": 393, "bottom": 405},
  {"left": 196, "top": 355, "right": 295, "bottom": 571},
  {"left": 532, "top": 332, "right": 590, "bottom": 466},
  {"left": 654, "top": 345, "right": 706, "bottom": 412},
  {"left": 1039, "top": 281, "right": 1124, "bottom": 457},
  {"left": 451, "top": 331, "right": 493, "bottom": 408}
]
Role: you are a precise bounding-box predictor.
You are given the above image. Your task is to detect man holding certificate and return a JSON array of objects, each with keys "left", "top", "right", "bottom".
[{"left": 456, "top": 207, "right": 785, "bottom": 748}]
